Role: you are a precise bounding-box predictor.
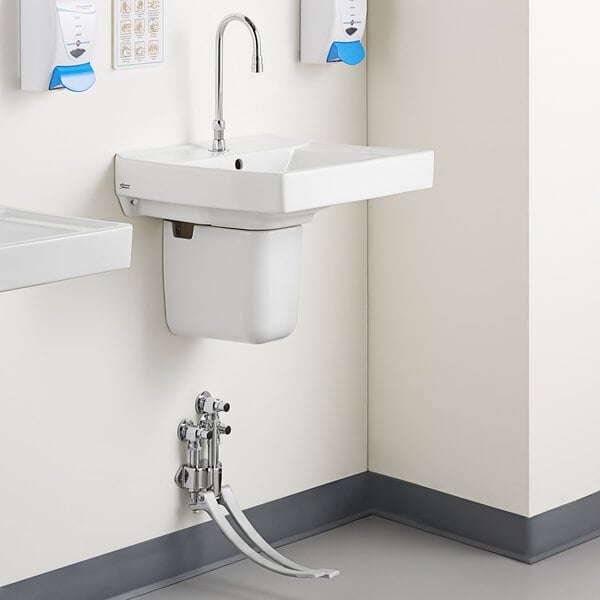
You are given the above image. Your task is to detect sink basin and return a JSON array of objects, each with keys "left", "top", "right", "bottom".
[
  {"left": 0, "top": 208, "right": 132, "bottom": 292},
  {"left": 114, "top": 134, "right": 433, "bottom": 342},
  {"left": 115, "top": 135, "right": 434, "bottom": 229}
]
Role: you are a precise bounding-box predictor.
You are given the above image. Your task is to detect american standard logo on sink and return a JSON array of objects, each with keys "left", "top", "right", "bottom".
[{"left": 119, "top": 183, "right": 131, "bottom": 190}]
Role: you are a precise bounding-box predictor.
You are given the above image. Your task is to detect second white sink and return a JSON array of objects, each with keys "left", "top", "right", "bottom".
[
  {"left": 0, "top": 208, "right": 132, "bottom": 292},
  {"left": 116, "top": 135, "right": 434, "bottom": 229}
]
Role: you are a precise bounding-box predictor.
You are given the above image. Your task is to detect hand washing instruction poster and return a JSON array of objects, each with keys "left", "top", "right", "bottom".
[{"left": 114, "top": 0, "right": 165, "bottom": 68}]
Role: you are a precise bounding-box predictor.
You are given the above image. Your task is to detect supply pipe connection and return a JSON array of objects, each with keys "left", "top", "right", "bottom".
[{"left": 175, "top": 391, "right": 339, "bottom": 579}]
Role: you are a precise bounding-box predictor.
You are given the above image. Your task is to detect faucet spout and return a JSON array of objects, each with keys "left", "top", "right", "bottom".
[{"left": 212, "top": 14, "right": 263, "bottom": 153}]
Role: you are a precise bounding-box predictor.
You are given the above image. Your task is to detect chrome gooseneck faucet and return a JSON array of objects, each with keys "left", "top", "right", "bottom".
[
  {"left": 212, "top": 14, "right": 264, "bottom": 153},
  {"left": 175, "top": 391, "right": 339, "bottom": 579}
]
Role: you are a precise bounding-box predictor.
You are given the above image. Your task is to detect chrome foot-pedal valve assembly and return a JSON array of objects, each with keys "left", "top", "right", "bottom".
[{"left": 175, "top": 391, "right": 339, "bottom": 579}]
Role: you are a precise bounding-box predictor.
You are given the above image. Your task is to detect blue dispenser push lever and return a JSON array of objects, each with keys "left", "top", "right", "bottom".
[
  {"left": 301, "top": 0, "right": 367, "bottom": 65},
  {"left": 327, "top": 41, "right": 366, "bottom": 66},
  {"left": 50, "top": 63, "right": 96, "bottom": 92}
]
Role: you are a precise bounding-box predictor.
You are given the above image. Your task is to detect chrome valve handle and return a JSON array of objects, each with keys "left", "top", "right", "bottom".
[
  {"left": 196, "top": 391, "right": 230, "bottom": 415},
  {"left": 177, "top": 419, "right": 213, "bottom": 443}
]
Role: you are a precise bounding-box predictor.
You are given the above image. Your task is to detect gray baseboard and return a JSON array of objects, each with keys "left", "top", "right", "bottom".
[
  {"left": 367, "top": 472, "right": 600, "bottom": 564},
  {"left": 3, "top": 471, "right": 600, "bottom": 600},
  {"left": 0, "top": 473, "right": 370, "bottom": 600},
  {"left": 367, "top": 472, "right": 531, "bottom": 561}
]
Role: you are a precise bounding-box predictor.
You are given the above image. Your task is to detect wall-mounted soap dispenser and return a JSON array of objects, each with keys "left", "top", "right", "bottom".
[
  {"left": 21, "top": 0, "right": 97, "bottom": 92},
  {"left": 301, "top": 0, "right": 366, "bottom": 65}
]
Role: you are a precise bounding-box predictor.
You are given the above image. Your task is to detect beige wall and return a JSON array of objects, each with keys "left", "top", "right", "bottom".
[
  {"left": 0, "top": 1, "right": 367, "bottom": 585},
  {"left": 5, "top": 0, "right": 600, "bottom": 586},
  {"left": 529, "top": 0, "right": 600, "bottom": 515},
  {"left": 367, "top": 0, "right": 530, "bottom": 515}
]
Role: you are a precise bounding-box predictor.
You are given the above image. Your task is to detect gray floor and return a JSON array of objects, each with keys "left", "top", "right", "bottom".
[{"left": 140, "top": 516, "right": 600, "bottom": 599}]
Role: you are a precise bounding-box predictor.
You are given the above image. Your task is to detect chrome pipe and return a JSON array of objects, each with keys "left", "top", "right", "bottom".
[
  {"left": 175, "top": 391, "right": 339, "bottom": 579},
  {"left": 212, "top": 14, "right": 263, "bottom": 153}
]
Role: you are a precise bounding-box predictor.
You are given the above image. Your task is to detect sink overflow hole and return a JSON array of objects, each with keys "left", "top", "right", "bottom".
[{"left": 234, "top": 159, "right": 244, "bottom": 170}]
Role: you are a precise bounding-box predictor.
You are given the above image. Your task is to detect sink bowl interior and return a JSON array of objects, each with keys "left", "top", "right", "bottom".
[
  {"left": 0, "top": 219, "right": 76, "bottom": 244},
  {"left": 186, "top": 144, "right": 392, "bottom": 174}
]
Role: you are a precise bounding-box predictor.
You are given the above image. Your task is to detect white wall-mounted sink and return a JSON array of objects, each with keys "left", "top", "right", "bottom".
[
  {"left": 115, "top": 135, "right": 434, "bottom": 230},
  {"left": 0, "top": 208, "right": 132, "bottom": 292},
  {"left": 114, "top": 134, "right": 433, "bottom": 343}
]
